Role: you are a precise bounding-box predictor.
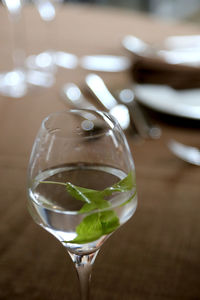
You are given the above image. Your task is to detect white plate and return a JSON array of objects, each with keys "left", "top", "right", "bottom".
[
  {"left": 122, "top": 35, "right": 200, "bottom": 119},
  {"left": 122, "top": 34, "right": 200, "bottom": 66},
  {"left": 135, "top": 84, "right": 200, "bottom": 120}
]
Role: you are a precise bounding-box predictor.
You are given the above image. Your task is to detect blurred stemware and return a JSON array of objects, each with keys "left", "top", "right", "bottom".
[
  {"left": 26, "top": 0, "right": 78, "bottom": 72},
  {"left": 1, "top": 0, "right": 58, "bottom": 98},
  {"left": 1, "top": 0, "right": 27, "bottom": 97}
]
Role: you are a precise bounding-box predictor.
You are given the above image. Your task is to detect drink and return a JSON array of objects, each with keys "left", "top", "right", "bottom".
[
  {"left": 27, "top": 110, "right": 138, "bottom": 298},
  {"left": 28, "top": 163, "right": 137, "bottom": 254}
]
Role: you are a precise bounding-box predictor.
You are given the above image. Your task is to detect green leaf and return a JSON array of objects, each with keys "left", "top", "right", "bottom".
[
  {"left": 68, "top": 213, "right": 103, "bottom": 244},
  {"left": 66, "top": 182, "right": 92, "bottom": 203},
  {"left": 104, "top": 171, "right": 135, "bottom": 195},
  {"left": 100, "top": 210, "right": 120, "bottom": 235},
  {"left": 65, "top": 171, "right": 135, "bottom": 204},
  {"left": 79, "top": 198, "right": 109, "bottom": 214},
  {"left": 40, "top": 171, "right": 136, "bottom": 244},
  {"left": 119, "top": 189, "right": 137, "bottom": 207},
  {"left": 67, "top": 209, "right": 120, "bottom": 244},
  {"left": 66, "top": 183, "right": 106, "bottom": 204}
]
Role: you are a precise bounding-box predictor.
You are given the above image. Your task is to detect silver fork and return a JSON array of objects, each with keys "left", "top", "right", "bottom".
[
  {"left": 85, "top": 74, "right": 161, "bottom": 139},
  {"left": 168, "top": 139, "right": 200, "bottom": 166}
]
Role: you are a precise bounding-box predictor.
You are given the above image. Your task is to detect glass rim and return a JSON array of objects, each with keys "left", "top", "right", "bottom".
[{"left": 41, "top": 109, "right": 120, "bottom": 141}]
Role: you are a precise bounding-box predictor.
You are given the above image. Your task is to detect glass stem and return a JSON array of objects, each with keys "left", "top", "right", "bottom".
[
  {"left": 68, "top": 250, "right": 99, "bottom": 300},
  {"left": 6, "top": 4, "right": 26, "bottom": 71}
]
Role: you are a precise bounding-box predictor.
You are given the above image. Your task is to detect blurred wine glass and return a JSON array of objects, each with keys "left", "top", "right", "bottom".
[
  {"left": 0, "top": 0, "right": 57, "bottom": 98},
  {"left": 26, "top": 0, "right": 78, "bottom": 74},
  {"left": 0, "top": 0, "right": 27, "bottom": 97}
]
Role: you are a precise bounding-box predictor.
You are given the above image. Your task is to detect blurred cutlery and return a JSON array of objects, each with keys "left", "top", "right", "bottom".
[
  {"left": 168, "top": 139, "right": 200, "bottom": 166},
  {"left": 85, "top": 74, "right": 130, "bottom": 130},
  {"left": 61, "top": 83, "right": 96, "bottom": 110},
  {"left": 61, "top": 82, "right": 130, "bottom": 131},
  {"left": 27, "top": 53, "right": 130, "bottom": 72},
  {"left": 80, "top": 55, "right": 131, "bottom": 72},
  {"left": 118, "top": 87, "right": 162, "bottom": 139},
  {"left": 122, "top": 35, "right": 157, "bottom": 57},
  {"left": 86, "top": 74, "right": 161, "bottom": 138}
]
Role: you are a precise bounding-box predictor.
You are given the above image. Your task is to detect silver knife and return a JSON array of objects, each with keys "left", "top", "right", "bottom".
[
  {"left": 85, "top": 73, "right": 161, "bottom": 138},
  {"left": 61, "top": 83, "right": 96, "bottom": 110},
  {"left": 86, "top": 74, "right": 161, "bottom": 139},
  {"left": 80, "top": 55, "right": 131, "bottom": 72},
  {"left": 118, "top": 87, "right": 162, "bottom": 139},
  {"left": 61, "top": 81, "right": 130, "bottom": 131},
  {"left": 85, "top": 74, "right": 130, "bottom": 131}
]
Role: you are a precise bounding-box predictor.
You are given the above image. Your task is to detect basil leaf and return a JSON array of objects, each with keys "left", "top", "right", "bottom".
[
  {"left": 79, "top": 198, "right": 109, "bottom": 214},
  {"left": 68, "top": 213, "right": 103, "bottom": 244},
  {"left": 119, "top": 189, "right": 137, "bottom": 207},
  {"left": 67, "top": 209, "right": 120, "bottom": 244},
  {"left": 40, "top": 171, "right": 136, "bottom": 244},
  {"left": 66, "top": 182, "right": 92, "bottom": 203},
  {"left": 103, "top": 171, "right": 135, "bottom": 196},
  {"left": 100, "top": 210, "right": 120, "bottom": 235}
]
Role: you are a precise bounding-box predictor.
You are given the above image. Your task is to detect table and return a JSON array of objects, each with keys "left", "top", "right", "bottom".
[{"left": 0, "top": 3, "right": 200, "bottom": 299}]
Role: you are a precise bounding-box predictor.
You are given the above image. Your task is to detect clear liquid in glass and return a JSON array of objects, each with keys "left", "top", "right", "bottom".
[{"left": 28, "top": 164, "right": 137, "bottom": 254}]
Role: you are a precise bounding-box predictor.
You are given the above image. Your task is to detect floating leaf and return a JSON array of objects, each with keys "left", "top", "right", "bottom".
[{"left": 41, "top": 171, "right": 136, "bottom": 244}]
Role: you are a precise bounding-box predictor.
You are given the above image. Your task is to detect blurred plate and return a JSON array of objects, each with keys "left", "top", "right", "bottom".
[
  {"left": 122, "top": 34, "right": 200, "bottom": 66},
  {"left": 123, "top": 34, "right": 200, "bottom": 119},
  {"left": 135, "top": 84, "right": 200, "bottom": 120}
]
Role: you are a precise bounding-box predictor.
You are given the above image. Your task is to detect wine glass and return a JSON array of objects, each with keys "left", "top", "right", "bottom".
[
  {"left": 26, "top": 0, "right": 78, "bottom": 73},
  {"left": 27, "top": 109, "right": 137, "bottom": 299},
  {"left": 0, "top": 0, "right": 27, "bottom": 98},
  {"left": 1, "top": 0, "right": 56, "bottom": 98}
]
